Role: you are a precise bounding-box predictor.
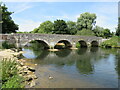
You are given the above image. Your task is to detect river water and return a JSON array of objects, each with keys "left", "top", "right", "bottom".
[{"left": 22, "top": 46, "right": 120, "bottom": 88}]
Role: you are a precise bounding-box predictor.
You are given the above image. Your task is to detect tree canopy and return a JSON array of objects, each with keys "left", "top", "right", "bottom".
[
  {"left": 67, "top": 21, "right": 77, "bottom": 35},
  {"left": 31, "top": 21, "right": 54, "bottom": 34},
  {"left": 77, "top": 12, "right": 96, "bottom": 31},
  {"left": 1, "top": 4, "right": 18, "bottom": 33},
  {"left": 53, "top": 19, "right": 70, "bottom": 34}
]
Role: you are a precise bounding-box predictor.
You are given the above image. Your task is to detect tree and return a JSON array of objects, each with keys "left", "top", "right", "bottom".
[
  {"left": 116, "top": 17, "right": 120, "bottom": 36},
  {"left": 53, "top": 19, "right": 69, "bottom": 34},
  {"left": 93, "top": 26, "right": 112, "bottom": 38},
  {"left": 102, "top": 28, "right": 111, "bottom": 38},
  {"left": 77, "top": 12, "right": 96, "bottom": 31},
  {"left": 1, "top": 4, "right": 18, "bottom": 33},
  {"left": 67, "top": 21, "right": 77, "bottom": 35},
  {"left": 93, "top": 26, "right": 104, "bottom": 37},
  {"left": 76, "top": 29, "right": 95, "bottom": 36},
  {"left": 31, "top": 21, "right": 54, "bottom": 34}
]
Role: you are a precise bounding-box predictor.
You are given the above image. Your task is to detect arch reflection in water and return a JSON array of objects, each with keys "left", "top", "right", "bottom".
[
  {"left": 55, "top": 49, "right": 72, "bottom": 57},
  {"left": 54, "top": 40, "right": 72, "bottom": 49}
]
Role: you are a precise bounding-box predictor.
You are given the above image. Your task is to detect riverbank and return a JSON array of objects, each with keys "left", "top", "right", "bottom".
[
  {"left": 100, "top": 36, "right": 120, "bottom": 48},
  {"left": 0, "top": 49, "right": 38, "bottom": 88}
]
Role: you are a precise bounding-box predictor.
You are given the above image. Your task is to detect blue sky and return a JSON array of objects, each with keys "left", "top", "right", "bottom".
[{"left": 3, "top": 1, "right": 118, "bottom": 32}]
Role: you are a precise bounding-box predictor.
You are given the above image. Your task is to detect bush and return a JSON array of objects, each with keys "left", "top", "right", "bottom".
[
  {"left": 2, "top": 75, "right": 24, "bottom": 88},
  {"left": 76, "top": 42, "right": 81, "bottom": 48},
  {"left": 100, "top": 36, "right": 119, "bottom": 48},
  {"left": 2, "top": 41, "right": 16, "bottom": 49},
  {"left": 2, "top": 58, "right": 24, "bottom": 88}
]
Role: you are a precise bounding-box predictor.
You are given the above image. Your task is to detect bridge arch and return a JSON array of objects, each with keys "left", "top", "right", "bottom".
[
  {"left": 77, "top": 40, "right": 87, "bottom": 47},
  {"left": 23, "top": 39, "right": 50, "bottom": 49},
  {"left": 54, "top": 40, "right": 72, "bottom": 49},
  {"left": 91, "top": 41, "right": 99, "bottom": 47}
]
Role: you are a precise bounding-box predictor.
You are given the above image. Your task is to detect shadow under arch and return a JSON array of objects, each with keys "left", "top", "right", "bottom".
[
  {"left": 77, "top": 40, "right": 87, "bottom": 48},
  {"left": 54, "top": 40, "right": 72, "bottom": 49},
  {"left": 54, "top": 49, "right": 72, "bottom": 58},
  {"left": 24, "top": 40, "right": 50, "bottom": 49},
  {"left": 91, "top": 41, "right": 99, "bottom": 47}
]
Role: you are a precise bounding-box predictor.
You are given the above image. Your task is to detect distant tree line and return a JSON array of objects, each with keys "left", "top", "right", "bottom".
[{"left": 1, "top": 4, "right": 120, "bottom": 39}]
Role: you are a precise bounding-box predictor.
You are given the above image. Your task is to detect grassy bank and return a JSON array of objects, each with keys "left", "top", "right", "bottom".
[
  {"left": 100, "top": 36, "right": 120, "bottom": 48},
  {"left": 1, "top": 58, "right": 24, "bottom": 88}
]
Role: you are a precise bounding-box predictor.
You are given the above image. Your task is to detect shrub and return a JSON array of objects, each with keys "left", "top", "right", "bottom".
[
  {"left": 2, "top": 58, "right": 24, "bottom": 88},
  {"left": 2, "top": 41, "right": 16, "bottom": 49},
  {"left": 100, "top": 36, "right": 119, "bottom": 48}
]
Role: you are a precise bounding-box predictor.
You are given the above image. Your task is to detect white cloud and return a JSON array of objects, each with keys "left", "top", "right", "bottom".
[
  {"left": 17, "top": 19, "right": 41, "bottom": 32},
  {"left": 96, "top": 14, "right": 117, "bottom": 32}
]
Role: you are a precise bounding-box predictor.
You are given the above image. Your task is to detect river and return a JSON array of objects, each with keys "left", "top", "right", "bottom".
[{"left": 22, "top": 45, "right": 120, "bottom": 88}]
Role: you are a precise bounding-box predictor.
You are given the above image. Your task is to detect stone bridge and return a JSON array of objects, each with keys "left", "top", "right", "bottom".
[{"left": 1, "top": 34, "right": 103, "bottom": 49}]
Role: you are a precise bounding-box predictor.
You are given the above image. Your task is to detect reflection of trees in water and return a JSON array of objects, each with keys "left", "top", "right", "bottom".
[
  {"left": 90, "top": 47, "right": 98, "bottom": 52},
  {"left": 55, "top": 49, "right": 71, "bottom": 57},
  {"left": 76, "top": 48, "right": 87, "bottom": 55},
  {"left": 76, "top": 55, "right": 94, "bottom": 75},
  {"left": 24, "top": 42, "right": 49, "bottom": 60}
]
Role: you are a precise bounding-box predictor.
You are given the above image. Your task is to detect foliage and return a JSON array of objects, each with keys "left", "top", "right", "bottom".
[
  {"left": 1, "top": 3, "right": 18, "bottom": 34},
  {"left": 2, "top": 58, "right": 18, "bottom": 82},
  {"left": 2, "top": 75, "right": 24, "bottom": 88},
  {"left": 53, "top": 19, "right": 70, "bottom": 34},
  {"left": 76, "top": 29, "right": 95, "bottom": 36},
  {"left": 67, "top": 21, "right": 77, "bottom": 35},
  {"left": 31, "top": 21, "right": 54, "bottom": 34},
  {"left": 100, "top": 36, "right": 119, "bottom": 48},
  {"left": 76, "top": 42, "right": 81, "bottom": 48},
  {"left": 77, "top": 12, "right": 96, "bottom": 31},
  {"left": 93, "top": 26, "right": 112, "bottom": 38},
  {"left": 2, "top": 58, "right": 24, "bottom": 88},
  {"left": 2, "top": 41, "right": 16, "bottom": 49}
]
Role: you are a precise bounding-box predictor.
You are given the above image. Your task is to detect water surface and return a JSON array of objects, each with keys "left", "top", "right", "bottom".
[{"left": 22, "top": 47, "right": 120, "bottom": 88}]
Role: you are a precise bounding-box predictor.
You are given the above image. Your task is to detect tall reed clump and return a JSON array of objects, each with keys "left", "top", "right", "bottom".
[{"left": 1, "top": 58, "right": 24, "bottom": 88}]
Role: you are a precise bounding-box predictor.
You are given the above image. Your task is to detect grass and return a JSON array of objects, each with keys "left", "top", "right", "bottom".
[
  {"left": 1, "top": 58, "right": 24, "bottom": 88},
  {"left": 100, "top": 36, "right": 120, "bottom": 48}
]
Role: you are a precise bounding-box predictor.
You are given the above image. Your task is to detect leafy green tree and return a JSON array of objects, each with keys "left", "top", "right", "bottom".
[
  {"left": 116, "top": 17, "right": 120, "bottom": 36},
  {"left": 32, "top": 21, "right": 54, "bottom": 34},
  {"left": 1, "top": 4, "right": 18, "bottom": 33},
  {"left": 67, "top": 21, "right": 77, "bottom": 35},
  {"left": 77, "top": 12, "right": 96, "bottom": 31},
  {"left": 53, "top": 19, "right": 70, "bottom": 34},
  {"left": 76, "top": 29, "right": 95, "bottom": 36},
  {"left": 93, "top": 26, "right": 104, "bottom": 37},
  {"left": 102, "top": 28, "right": 111, "bottom": 38},
  {"left": 31, "top": 28, "right": 39, "bottom": 33}
]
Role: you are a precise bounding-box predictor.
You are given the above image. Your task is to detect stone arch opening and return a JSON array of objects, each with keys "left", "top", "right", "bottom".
[
  {"left": 24, "top": 40, "right": 50, "bottom": 49},
  {"left": 54, "top": 40, "right": 72, "bottom": 49},
  {"left": 91, "top": 41, "right": 99, "bottom": 47},
  {"left": 77, "top": 40, "right": 87, "bottom": 48}
]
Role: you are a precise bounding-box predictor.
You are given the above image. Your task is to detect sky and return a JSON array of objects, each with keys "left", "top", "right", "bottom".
[{"left": 3, "top": 1, "right": 118, "bottom": 32}]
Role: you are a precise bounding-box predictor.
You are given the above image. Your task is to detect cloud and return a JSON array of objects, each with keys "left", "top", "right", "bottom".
[
  {"left": 96, "top": 14, "right": 117, "bottom": 32},
  {"left": 4, "top": 2, "right": 33, "bottom": 14},
  {"left": 16, "top": 19, "right": 41, "bottom": 32}
]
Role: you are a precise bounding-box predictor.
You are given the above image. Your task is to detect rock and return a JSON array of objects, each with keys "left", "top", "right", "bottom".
[
  {"left": 30, "top": 80, "right": 36, "bottom": 87},
  {"left": 28, "top": 67, "right": 35, "bottom": 72},
  {"left": 49, "top": 76, "right": 53, "bottom": 80}
]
